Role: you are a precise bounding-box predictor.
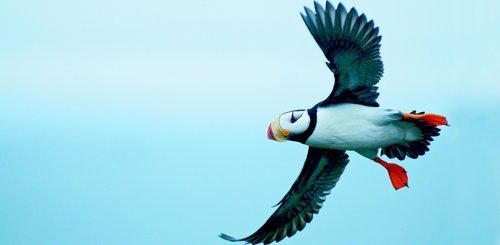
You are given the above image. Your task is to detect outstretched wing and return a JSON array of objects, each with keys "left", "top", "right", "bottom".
[
  {"left": 302, "top": 1, "right": 383, "bottom": 107},
  {"left": 220, "top": 148, "right": 349, "bottom": 244}
]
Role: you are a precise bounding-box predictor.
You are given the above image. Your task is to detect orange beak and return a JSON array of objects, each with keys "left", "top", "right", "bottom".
[{"left": 267, "top": 116, "right": 288, "bottom": 142}]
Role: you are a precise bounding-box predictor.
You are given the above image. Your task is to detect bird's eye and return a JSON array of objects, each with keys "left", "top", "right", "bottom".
[{"left": 291, "top": 112, "right": 297, "bottom": 123}]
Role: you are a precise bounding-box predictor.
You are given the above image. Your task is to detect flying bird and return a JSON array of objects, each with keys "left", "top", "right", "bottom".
[{"left": 220, "top": 1, "right": 448, "bottom": 244}]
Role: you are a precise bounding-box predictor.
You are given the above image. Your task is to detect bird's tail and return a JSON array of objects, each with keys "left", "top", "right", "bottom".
[{"left": 381, "top": 111, "right": 448, "bottom": 160}]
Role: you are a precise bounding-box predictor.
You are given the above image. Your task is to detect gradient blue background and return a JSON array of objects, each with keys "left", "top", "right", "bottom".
[{"left": 1, "top": 0, "right": 499, "bottom": 244}]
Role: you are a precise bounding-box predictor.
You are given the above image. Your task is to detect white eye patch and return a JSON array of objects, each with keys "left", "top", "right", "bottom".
[{"left": 279, "top": 110, "right": 310, "bottom": 136}]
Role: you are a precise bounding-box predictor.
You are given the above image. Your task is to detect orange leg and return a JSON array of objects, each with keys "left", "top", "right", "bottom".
[
  {"left": 402, "top": 113, "right": 449, "bottom": 126},
  {"left": 374, "top": 157, "right": 408, "bottom": 190}
]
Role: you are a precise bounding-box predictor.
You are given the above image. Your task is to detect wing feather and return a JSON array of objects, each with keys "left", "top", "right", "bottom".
[
  {"left": 302, "top": 2, "right": 383, "bottom": 107},
  {"left": 220, "top": 148, "right": 349, "bottom": 244}
]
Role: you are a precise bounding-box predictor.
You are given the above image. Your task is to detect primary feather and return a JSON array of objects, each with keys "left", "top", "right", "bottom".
[
  {"left": 220, "top": 148, "right": 349, "bottom": 244},
  {"left": 301, "top": 2, "right": 383, "bottom": 106}
]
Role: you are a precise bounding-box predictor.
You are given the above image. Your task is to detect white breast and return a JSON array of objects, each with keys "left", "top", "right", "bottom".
[{"left": 305, "top": 103, "right": 410, "bottom": 151}]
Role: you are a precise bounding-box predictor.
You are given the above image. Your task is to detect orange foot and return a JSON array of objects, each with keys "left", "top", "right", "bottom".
[
  {"left": 403, "top": 113, "right": 449, "bottom": 126},
  {"left": 375, "top": 157, "right": 409, "bottom": 190}
]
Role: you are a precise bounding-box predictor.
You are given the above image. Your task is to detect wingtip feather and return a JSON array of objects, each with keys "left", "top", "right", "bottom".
[{"left": 219, "top": 233, "right": 240, "bottom": 242}]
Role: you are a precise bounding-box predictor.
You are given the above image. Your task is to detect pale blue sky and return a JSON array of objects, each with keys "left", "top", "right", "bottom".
[{"left": 0, "top": 0, "right": 499, "bottom": 244}]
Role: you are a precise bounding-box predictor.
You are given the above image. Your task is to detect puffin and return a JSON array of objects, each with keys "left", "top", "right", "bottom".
[{"left": 220, "top": 1, "right": 448, "bottom": 244}]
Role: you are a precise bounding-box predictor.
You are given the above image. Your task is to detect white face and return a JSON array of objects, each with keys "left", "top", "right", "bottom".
[{"left": 279, "top": 110, "right": 310, "bottom": 137}]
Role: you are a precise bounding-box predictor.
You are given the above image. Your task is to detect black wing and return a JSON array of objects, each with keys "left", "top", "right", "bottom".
[
  {"left": 220, "top": 148, "right": 349, "bottom": 244},
  {"left": 302, "top": 1, "right": 383, "bottom": 107}
]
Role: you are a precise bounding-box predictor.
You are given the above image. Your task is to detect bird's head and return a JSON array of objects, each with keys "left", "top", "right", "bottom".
[{"left": 267, "top": 110, "right": 310, "bottom": 142}]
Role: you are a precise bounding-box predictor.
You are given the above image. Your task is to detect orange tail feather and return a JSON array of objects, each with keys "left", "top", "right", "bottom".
[{"left": 403, "top": 113, "right": 448, "bottom": 126}]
